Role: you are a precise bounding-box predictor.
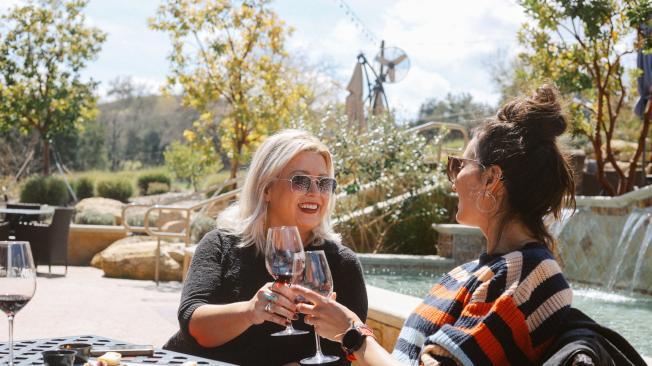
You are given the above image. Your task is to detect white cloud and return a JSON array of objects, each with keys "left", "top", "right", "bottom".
[{"left": 281, "top": 0, "right": 528, "bottom": 121}]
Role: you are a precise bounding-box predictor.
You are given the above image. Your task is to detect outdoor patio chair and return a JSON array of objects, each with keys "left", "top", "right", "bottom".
[
  {"left": 14, "top": 207, "right": 74, "bottom": 275},
  {"left": 0, "top": 221, "right": 10, "bottom": 241}
]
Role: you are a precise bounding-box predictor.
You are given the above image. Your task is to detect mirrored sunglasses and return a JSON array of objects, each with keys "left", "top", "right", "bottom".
[{"left": 278, "top": 175, "right": 337, "bottom": 194}]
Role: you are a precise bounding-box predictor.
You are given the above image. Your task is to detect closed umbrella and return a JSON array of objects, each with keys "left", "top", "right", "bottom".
[{"left": 345, "top": 62, "right": 365, "bottom": 131}]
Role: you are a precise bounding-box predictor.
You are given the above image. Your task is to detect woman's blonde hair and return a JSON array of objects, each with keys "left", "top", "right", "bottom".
[{"left": 216, "top": 129, "right": 341, "bottom": 252}]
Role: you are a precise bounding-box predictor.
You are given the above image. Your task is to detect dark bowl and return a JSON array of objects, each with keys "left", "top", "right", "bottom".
[
  {"left": 58, "top": 343, "right": 92, "bottom": 364},
  {"left": 42, "top": 350, "right": 76, "bottom": 366}
]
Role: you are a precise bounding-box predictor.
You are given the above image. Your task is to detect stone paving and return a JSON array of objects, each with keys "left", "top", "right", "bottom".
[{"left": 1, "top": 266, "right": 182, "bottom": 347}]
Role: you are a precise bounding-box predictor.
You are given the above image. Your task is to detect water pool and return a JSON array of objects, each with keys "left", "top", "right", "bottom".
[{"left": 363, "top": 267, "right": 652, "bottom": 357}]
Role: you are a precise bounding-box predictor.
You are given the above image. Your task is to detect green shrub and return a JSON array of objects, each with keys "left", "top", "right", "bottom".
[
  {"left": 137, "top": 173, "right": 171, "bottom": 195},
  {"left": 75, "top": 210, "right": 116, "bottom": 225},
  {"left": 20, "top": 175, "right": 71, "bottom": 206},
  {"left": 146, "top": 182, "right": 170, "bottom": 195},
  {"left": 74, "top": 177, "right": 95, "bottom": 200},
  {"left": 125, "top": 211, "right": 159, "bottom": 228},
  {"left": 190, "top": 214, "right": 217, "bottom": 243},
  {"left": 97, "top": 179, "right": 134, "bottom": 203},
  {"left": 307, "top": 113, "right": 450, "bottom": 254}
]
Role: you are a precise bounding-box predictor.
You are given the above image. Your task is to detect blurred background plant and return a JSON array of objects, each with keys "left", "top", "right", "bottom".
[{"left": 300, "top": 112, "right": 452, "bottom": 254}]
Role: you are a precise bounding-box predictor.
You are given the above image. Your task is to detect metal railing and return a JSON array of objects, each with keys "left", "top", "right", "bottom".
[
  {"left": 121, "top": 183, "right": 241, "bottom": 285},
  {"left": 408, "top": 121, "right": 470, "bottom": 163}
]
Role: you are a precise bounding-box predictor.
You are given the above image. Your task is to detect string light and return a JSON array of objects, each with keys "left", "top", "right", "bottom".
[{"left": 333, "top": 0, "right": 380, "bottom": 46}]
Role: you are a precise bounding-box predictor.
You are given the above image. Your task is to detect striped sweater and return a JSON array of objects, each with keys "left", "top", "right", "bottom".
[{"left": 392, "top": 243, "right": 572, "bottom": 366}]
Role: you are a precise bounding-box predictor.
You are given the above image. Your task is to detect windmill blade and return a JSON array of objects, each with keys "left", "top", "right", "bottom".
[
  {"left": 390, "top": 54, "right": 407, "bottom": 65},
  {"left": 388, "top": 66, "right": 396, "bottom": 83},
  {"left": 376, "top": 55, "right": 391, "bottom": 65}
]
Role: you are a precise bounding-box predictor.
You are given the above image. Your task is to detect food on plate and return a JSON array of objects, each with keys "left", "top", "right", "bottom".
[{"left": 97, "top": 351, "right": 122, "bottom": 366}]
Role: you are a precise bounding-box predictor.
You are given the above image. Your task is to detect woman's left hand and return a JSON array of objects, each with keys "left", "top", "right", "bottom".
[{"left": 291, "top": 285, "right": 361, "bottom": 341}]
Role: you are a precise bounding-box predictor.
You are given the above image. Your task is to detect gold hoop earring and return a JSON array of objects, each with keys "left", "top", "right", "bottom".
[{"left": 475, "top": 191, "right": 497, "bottom": 213}]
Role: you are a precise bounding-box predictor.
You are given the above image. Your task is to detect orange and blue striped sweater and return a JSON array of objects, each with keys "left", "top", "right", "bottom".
[{"left": 392, "top": 243, "right": 572, "bottom": 366}]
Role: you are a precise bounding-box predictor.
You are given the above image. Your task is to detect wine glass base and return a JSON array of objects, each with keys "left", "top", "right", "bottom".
[
  {"left": 271, "top": 328, "right": 309, "bottom": 336},
  {"left": 300, "top": 354, "right": 339, "bottom": 364}
]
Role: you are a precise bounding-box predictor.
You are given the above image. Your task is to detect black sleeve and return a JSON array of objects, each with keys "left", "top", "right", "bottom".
[{"left": 177, "top": 230, "right": 225, "bottom": 339}]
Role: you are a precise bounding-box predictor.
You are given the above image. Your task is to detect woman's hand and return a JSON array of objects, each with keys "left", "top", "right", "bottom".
[
  {"left": 291, "top": 285, "right": 361, "bottom": 341},
  {"left": 247, "top": 282, "right": 297, "bottom": 327}
]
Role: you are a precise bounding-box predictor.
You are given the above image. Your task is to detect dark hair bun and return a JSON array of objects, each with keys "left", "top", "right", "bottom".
[{"left": 496, "top": 84, "right": 567, "bottom": 141}]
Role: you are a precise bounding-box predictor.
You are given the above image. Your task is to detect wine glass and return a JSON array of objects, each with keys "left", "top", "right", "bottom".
[
  {"left": 0, "top": 241, "right": 37, "bottom": 366},
  {"left": 265, "top": 226, "right": 308, "bottom": 336},
  {"left": 300, "top": 250, "right": 339, "bottom": 365}
]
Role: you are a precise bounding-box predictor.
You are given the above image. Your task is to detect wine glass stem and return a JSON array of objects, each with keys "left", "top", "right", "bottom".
[
  {"left": 8, "top": 315, "right": 14, "bottom": 366},
  {"left": 313, "top": 329, "right": 324, "bottom": 357}
]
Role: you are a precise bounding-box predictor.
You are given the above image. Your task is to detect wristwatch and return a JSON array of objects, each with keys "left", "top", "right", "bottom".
[{"left": 341, "top": 321, "right": 375, "bottom": 361}]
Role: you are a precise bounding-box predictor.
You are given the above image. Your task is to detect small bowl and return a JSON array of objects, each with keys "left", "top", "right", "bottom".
[
  {"left": 42, "top": 350, "right": 76, "bottom": 366},
  {"left": 59, "top": 343, "right": 92, "bottom": 364}
]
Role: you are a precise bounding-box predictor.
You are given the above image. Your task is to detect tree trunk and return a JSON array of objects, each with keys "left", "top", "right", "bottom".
[
  {"left": 626, "top": 101, "right": 652, "bottom": 192},
  {"left": 42, "top": 137, "right": 50, "bottom": 176}
]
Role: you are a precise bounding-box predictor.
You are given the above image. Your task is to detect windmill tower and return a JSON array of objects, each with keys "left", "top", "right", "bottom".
[{"left": 346, "top": 40, "right": 410, "bottom": 131}]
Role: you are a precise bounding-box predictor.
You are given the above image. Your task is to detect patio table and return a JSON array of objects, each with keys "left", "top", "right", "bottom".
[
  {"left": 0, "top": 207, "right": 55, "bottom": 228},
  {"left": 0, "top": 334, "right": 235, "bottom": 365}
]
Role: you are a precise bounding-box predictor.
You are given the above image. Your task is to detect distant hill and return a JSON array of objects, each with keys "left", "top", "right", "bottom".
[{"left": 97, "top": 94, "right": 199, "bottom": 148}]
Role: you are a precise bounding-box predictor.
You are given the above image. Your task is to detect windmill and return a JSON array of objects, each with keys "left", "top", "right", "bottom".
[{"left": 346, "top": 40, "right": 410, "bottom": 130}]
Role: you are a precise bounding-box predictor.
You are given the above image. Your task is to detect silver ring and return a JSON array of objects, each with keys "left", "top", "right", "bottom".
[
  {"left": 263, "top": 291, "right": 278, "bottom": 302},
  {"left": 264, "top": 302, "right": 273, "bottom": 313}
]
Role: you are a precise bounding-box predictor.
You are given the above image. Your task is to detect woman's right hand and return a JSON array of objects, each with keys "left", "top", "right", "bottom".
[
  {"left": 247, "top": 282, "right": 298, "bottom": 327},
  {"left": 291, "top": 285, "right": 360, "bottom": 341}
]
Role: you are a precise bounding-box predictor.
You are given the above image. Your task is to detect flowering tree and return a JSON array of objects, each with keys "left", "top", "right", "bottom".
[
  {"left": 150, "top": 0, "right": 313, "bottom": 180},
  {"left": 518, "top": 0, "right": 652, "bottom": 195}
]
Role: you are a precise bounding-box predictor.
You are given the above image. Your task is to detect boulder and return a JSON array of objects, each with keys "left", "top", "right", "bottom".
[
  {"left": 91, "top": 235, "right": 185, "bottom": 281},
  {"left": 76, "top": 197, "right": 125, "bottom": 225}
]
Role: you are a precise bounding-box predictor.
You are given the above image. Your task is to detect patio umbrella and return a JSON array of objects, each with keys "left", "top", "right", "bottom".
[{"left": 345, "top": 62, "right": 365, "bottom": 131}]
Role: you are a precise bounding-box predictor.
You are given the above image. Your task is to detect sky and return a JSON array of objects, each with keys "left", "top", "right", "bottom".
[{"left": 0, "top": 0, "right": 530, "bottom": 122}]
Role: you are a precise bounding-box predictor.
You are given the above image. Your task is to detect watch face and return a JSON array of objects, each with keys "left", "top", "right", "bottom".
[{"left": 343, "top": 328, "right": 362, "bottom": 350}]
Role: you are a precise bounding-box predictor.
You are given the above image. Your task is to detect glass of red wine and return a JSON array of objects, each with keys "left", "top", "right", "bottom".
[
  {"left": 265, "top": 226, "right": 308, "bottom": 336},
  {"left": 300, "top": 250, "right": 339, "bottom": 364},
  {"left": 0, "top": 241, "right": 37, "bottom": 366}
]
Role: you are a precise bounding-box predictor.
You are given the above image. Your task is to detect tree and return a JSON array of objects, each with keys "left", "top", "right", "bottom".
[
  {"left": 150, "top": 0, "right": 313, "bottom": 180},
  {"left": 0, "top": 0, "right": 106, "bottom": 175},
  {"left": 103, "top": 76, "right": 147, "bottom": 171},
  {"left": 517, "top": 0, "right": 652, "bottom": 195},
  {"left": 164, "top": 140, "right": 222, "bottom": 191},
  {"left": 415, "top": 93, "right": 496, "bottom": 130}
]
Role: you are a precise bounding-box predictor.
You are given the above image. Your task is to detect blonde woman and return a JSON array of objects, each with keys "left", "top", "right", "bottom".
[{"left": 164, "top": 129, "right": 368, "bottom": 365}]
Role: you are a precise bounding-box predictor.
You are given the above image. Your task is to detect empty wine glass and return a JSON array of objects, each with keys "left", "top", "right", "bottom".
[
  {"left": 0, "top": 241, "right": 37, "bottom": 366},
  {"left": 300, "top": 250, "right": 339, "bottom": 365},
  {"left": 265, "top": 226, "right": 308, "bottom": 336}
]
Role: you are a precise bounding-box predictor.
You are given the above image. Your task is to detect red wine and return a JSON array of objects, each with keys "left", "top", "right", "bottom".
[
  {"left": 274, "top": 273, "right": 293, "bottom": 284},
  {"left": 0, "top": 295, "right": 31, "bottom": 315}
]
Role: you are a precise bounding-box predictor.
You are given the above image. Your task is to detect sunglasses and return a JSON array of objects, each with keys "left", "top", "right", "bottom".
[
  {"left": 446, "top": 156, "right": 484, "bottom": 183},
  {"left": 277, "top": 175, "right": 337, "bottom": 194}
]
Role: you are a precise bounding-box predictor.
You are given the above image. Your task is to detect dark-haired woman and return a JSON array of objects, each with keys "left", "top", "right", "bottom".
[{"left": 292, "top": 85, "right": 576, "bottom": 366}]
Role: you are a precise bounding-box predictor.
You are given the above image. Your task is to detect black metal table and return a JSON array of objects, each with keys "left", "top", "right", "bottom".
[
  {"left": 0, "top": 335, "right": 235, "bottom": 365},
  {"left": 0, "top": 207, "right": 54, "bottom": 230}
]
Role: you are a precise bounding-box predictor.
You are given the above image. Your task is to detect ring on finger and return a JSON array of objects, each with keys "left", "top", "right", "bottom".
[
  {"left": 263, "top": 291, "right": 278, "bottom": 302},
  {"left": 264, "top": 301, "right": 273, "bottom": 313}
]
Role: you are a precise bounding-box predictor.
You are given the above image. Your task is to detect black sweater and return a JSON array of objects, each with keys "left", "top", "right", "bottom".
[{"left": 164, "top": 229, "right": 368, "bottom": 366}]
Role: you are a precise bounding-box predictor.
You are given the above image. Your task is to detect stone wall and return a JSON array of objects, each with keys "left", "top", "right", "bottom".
[{"left": 67, "top": 224, "right": 128, "bottom": 265}]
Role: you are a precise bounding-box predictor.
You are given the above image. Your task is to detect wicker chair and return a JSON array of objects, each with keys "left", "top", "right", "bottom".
[{"left": 15, "top": 207, "right": 74, "bottom": 275}]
